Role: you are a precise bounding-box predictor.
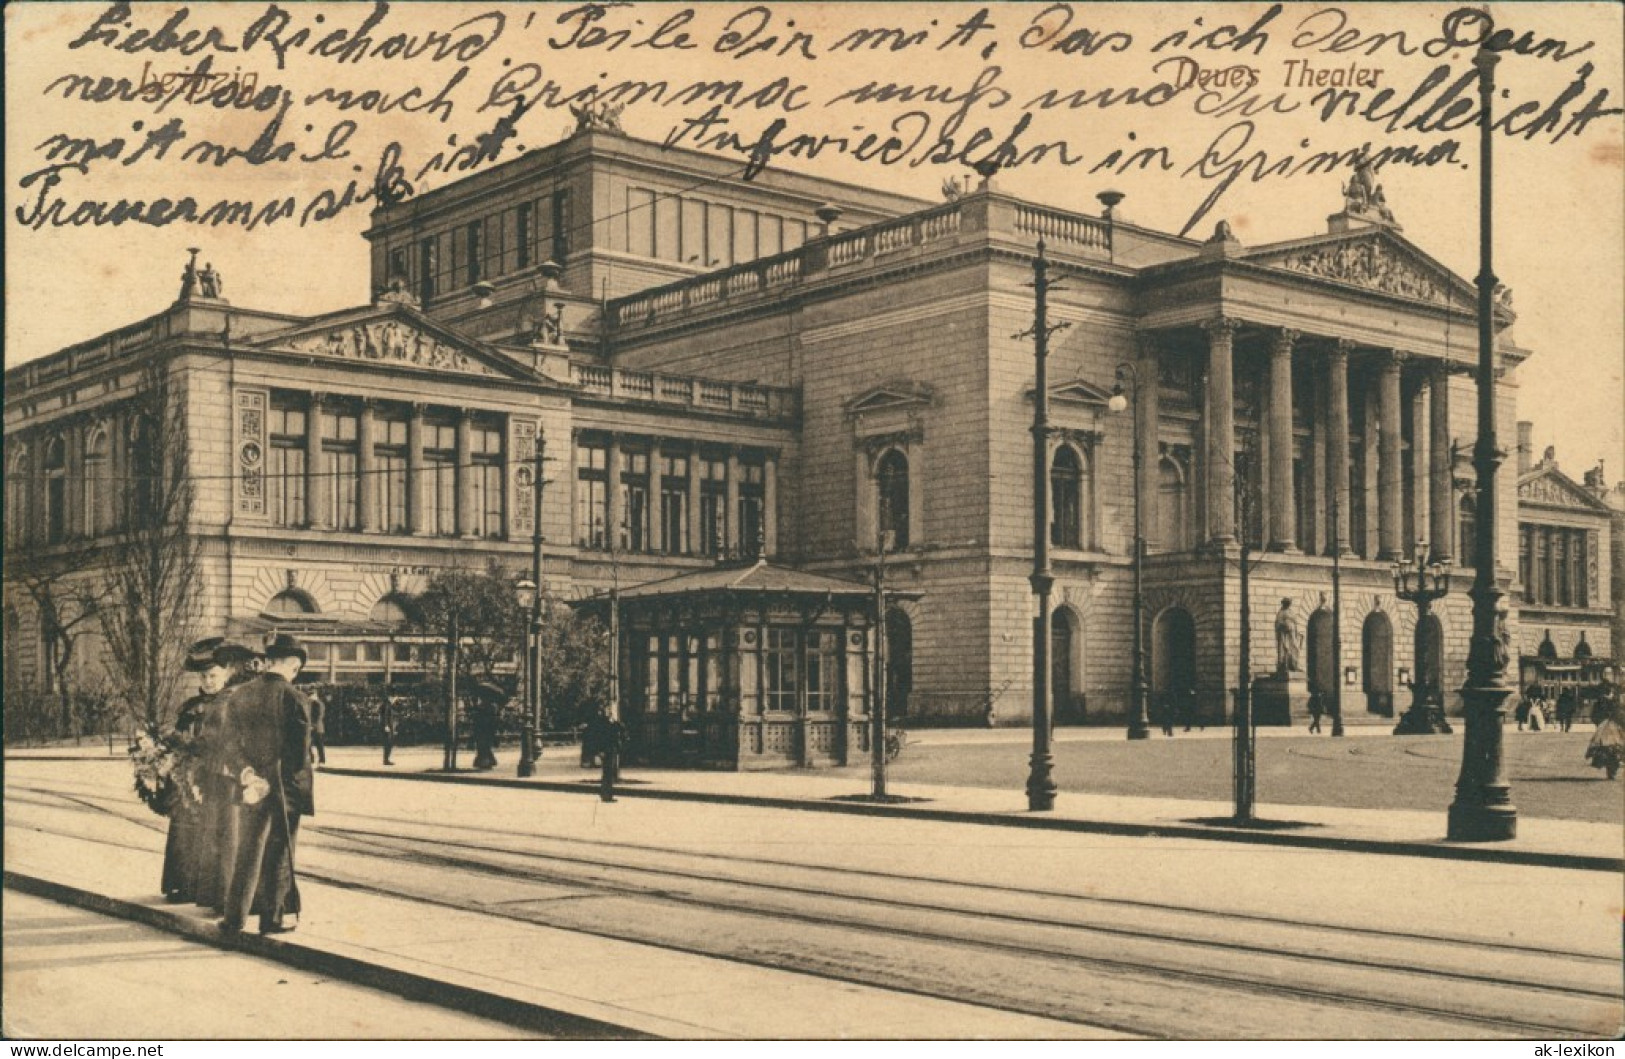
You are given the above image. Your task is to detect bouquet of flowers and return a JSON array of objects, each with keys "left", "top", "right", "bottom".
[{"left": 128, "top": 723, "right": 201, "bottom": 817}]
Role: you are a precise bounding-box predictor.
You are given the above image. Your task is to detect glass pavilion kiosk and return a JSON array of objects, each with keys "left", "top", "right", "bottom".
[{"left": 577, "top": 559, "right": 913, "bottom": 770}]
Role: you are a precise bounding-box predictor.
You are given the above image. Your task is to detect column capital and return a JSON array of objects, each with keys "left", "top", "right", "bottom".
[
  {"left": 1136, "top": 332, "right": 1162, "bottom": 359},
  {"left": 1202, "top": 316, "right": 1241, "bottom": 341},
  {"left": 1271, "top": 328, "right": 1300, "bottom": 355},
  {"left": 308, "top": 391, "right": 328, "bottom": 409},
  {"left": 1331, "top": 337, "right": 1355, "bottom": 359},
  {"left": 1380, "top": 348, "right": 1407, "bottom": 370}
]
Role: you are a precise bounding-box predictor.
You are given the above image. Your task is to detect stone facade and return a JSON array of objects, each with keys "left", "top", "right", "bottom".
[{"left": 5, "top": 127, "right": 1546, "bottom": 729}]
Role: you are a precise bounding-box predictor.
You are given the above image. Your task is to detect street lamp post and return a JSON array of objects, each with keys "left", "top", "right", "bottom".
[
  {"left": 871, "top": 523, "right": 893, "bottom": 800},
  {"left": 1330, "top": 503, "right": 1346, "bottom": 738},
  {"left": 517, "top": 438, "right": 547, "bottom": 778},
  {"left": 1449, "top": 31, "right": 1517, "bottom": 841},
  {"left": 1393, "top": 540, "right": 1453, "bottom": 735},
  {"left": 1025, "top": 240, "right": 1059, "bottom": 812},
  {"left": 1109, "top": 364, "right": 1152, "bottom": 740}
]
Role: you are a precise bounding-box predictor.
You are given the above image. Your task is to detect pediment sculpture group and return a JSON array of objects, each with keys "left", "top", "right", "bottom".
[{"left": 295, "top": 321, "right": 488, "bottom": 374}]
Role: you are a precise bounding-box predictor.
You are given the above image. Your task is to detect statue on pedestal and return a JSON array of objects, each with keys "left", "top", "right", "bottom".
[
  {"left": 199, "top": 262, "right": 223, "bottom": 299},
  {"left": 1275, "top": 598, "right": 1303, "bottom": 675}
]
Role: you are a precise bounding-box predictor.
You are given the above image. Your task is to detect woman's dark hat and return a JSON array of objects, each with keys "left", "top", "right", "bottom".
[
  {"left": 263, "top": 632, "right": 308, "bottom": 665},
  {"left": 185, "top": 636, "right": 226, "bottom": 672}
]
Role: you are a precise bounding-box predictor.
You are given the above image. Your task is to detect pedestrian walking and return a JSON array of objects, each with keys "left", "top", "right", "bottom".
[
  {"left": 585, "top": 706, "right": 625, "bottom": 802},
  {"left": 161, "top": 638, "right": 229, "bottom": 903},
  {"left": 307, "top": 691, "right": 327, "bottom": 766},
  {"left": 1557, "top": 689, "right": 1577, "bottom": 733},
  {"left": 380, "top": 694, "right": 397, "bottom": 766},
  {"left": 1307, "top": 690, "right": 1324, "bottom": 734},
  {"left": 220, "top": 634, "right": 314, "bottom": 936},
  {"left": 1157, "top": 692, "right": 1175, "bottom": 738},
  {"left": 192, "top": 639, "right": 257, "bottom": 913},
  {"left": 471, "top": 681, "right": 502, "bottom": 770}
]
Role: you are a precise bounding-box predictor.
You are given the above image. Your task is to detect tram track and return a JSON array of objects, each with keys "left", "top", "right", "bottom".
[{"left": 8, "top": 775, "right": 1619, "bottom": 1040}]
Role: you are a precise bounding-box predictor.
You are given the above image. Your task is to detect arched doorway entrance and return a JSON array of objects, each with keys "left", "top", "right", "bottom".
[
  {"left": 1051, "top": 607, "right": 1083, "bottom": 724},
  {"left": 1306, "top": 609, "right": 1336, "bottom": 701},
  {"left": 1152, "top": 607, "right": 1198, "bottom": 724},
  {"left": 1363, "top": 611, "right": 1394, "bottom": 716},
  {"left": 884, "top": 608, "right": 913, "bottom": 721}
]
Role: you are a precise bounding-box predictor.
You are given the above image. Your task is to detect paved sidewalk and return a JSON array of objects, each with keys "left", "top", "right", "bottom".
[
  {"left": 12, "top": 741, "right": 1620, "bottom": 870},
  {"left": 314, "top": 745, "right": 1621, "bottom": 871}
]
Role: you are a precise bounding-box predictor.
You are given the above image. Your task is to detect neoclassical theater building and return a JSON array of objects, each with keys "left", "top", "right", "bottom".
[{"left": 7, "top": 119, "right": 1615, "bottom": 737}]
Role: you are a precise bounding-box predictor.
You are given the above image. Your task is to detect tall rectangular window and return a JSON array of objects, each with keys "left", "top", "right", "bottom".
[
  {"left": 374, "top": 417, "right": 409, "bottom": 533},
  {"left": 739, "top": 456, "right": 765, "bottom": 555},
  {"left": 576, "top": 439, "right": 608, "bottom": 548},
  {"left": 322, "top": 406, "right": 360, "bottom": 531},
  {"left": 515, "top": 202, "right": 532, "bottom": 271},
  {"left": 1574, "top": 532, "right": 1588, "bottom": 608},
  {"left": 388, "top": 247, "right": 408, "bottom": 286},
  {"left": 551, "top": 189, "right": 571, "bottom": 263},
  {"left": 267, "top": 402, "right": 307, "bottom": 528},
  {"left": 805, "top": 630, "right": 837, "bottom": 712},
  {"left": 424, "top": 421, "right": 457, "bottom": 537},
  {"left": 471, "top": 422, "right": 504, "bottom": 539},
  {"left": 418, "top": 237, "right": 437, "bottom": 304},
  {"left": 699, "top": 454, "right": 727, "bottom": 555},
  {"left": 627, "top": 188, "right": 656, "bottom": 258},
  {"left": 1555, "top": 532, "right": 1570, "bottom": 607},
  {"left": 681, "top": 198, "right": 707, "bottom": 266},
  {"left": 765, "top": 628, "right": 797, "bottom": 712},
  {"left": 465, "top": 221, "right": 483, "bottom": 286},
  {"left": 660, "top": 453, "right": 689, "bottom": 554},
  {"left": 621, "top": 449, "right": 650, "bottom": 552},
  {"left": 1520, "top": 526, "right": 1534, "bottom": 603}
]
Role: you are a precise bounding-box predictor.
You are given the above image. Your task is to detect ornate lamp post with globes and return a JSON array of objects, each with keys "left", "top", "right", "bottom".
[{"left": 1392, "top": 540, "right": 1453, "bottom": 735}]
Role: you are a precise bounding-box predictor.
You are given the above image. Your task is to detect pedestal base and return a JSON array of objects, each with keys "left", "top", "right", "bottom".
[
  {"left": 1252, "top": 673, "right": 1308, "bottom": 727},
  {"left": 1447, "top": 802, "right": 1517, "bottom": 841},
  {"left": 1393, "top": 698, "right": 1453, "bottom": 735}
]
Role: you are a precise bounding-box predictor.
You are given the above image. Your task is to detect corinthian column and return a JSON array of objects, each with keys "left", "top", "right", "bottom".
[
  {"left": 1430, "top": 362, "right": 1454, "bottom": 563},
  {"left": 1328, "top": 340, "right": 1352, "bottom": 555},
  {"left": 1204, "top": 317, "right": 1238, "bottom": 544},
  {"left": 1378, "top": 351, "right": 1403, "bottom": 560},
  {"left": 1268, "top": 329, "right": 1299, "bottom": 551}
]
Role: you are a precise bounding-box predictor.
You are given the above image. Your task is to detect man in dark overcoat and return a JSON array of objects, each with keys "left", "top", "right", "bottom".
[{"left": 220, "top": 633, "right": 314, "bottom": 935}]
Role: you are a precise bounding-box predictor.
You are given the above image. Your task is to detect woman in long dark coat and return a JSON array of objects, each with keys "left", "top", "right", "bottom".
[
  {"left": 190, "top": 641, "right": 257, "bottom": 910},
  {"left": 161, "top": 638, "right": 235, "bottom": 902}
]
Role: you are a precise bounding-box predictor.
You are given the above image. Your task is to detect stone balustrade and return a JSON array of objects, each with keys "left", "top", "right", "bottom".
[
  {"left": 570, "top": 362, "right": 795, "bottom": 419},
  {"left": 605, "top": 193, "right": 1109, "bottom": 335}
]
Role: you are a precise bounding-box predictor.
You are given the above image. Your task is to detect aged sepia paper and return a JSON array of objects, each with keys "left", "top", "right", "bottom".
[{"left": 4, "top": 0, "right": 1622, "bottom": 1044}]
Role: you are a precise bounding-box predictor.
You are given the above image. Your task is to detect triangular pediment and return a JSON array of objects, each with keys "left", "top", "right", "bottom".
[
  {"left": 249, "top": 302, "right": 531, "bottom": 381},
  {"left": 846, "top": 383, "right": 934, "bottom": 415},
  {"left": 1049, "top": 379, "right": 1113, "bottom": 407},
  {"left": 1518, "top": 466, "right": 1612, "bottom": 513},
  {"left": 1243, "top": 229, "right": 1484, "bottom": 314}
]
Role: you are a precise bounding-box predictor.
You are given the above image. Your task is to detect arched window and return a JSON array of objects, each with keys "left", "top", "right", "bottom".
[
  {"left": 43, "top": 437, "right": 67, "bottom": 544},
  {"left": 877, "top": 449, "right": 910, "bottom": 551},
  {"left": 84, "top": 428, "right": 108, "bottom": 538},
  {"left": 1158, "top": 455, "right": 1190, "bottom": 553},
  {"left": 369, "top": 595, "right": 412, "bottom": 624},
  {"left": 128, "top": 415, "right": 156, "bottom": 525},
  {"left": 1457, "top": 493, "right": 1477, "bottom": 569},
  {"left": 1051, "top": 445, "right": 1083, "bottom": 550},
  {"left": 6, "top": 445, "right": 29, "bottom": 548},
  {"left": 265, "top": 590, "right": 317, "bottom": 617}
]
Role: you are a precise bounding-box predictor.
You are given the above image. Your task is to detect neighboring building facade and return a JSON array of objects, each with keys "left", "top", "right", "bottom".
[
  {"left": 5, "top": 121, "right": 1542, "bottom": 732},
  {"left": 1513, "top": 427, "right": 1621, "bottom": 695}
]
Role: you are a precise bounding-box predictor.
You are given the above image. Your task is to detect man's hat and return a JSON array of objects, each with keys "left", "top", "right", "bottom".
[
  {"left": 185, "top": 636, "right": 226, "bottom": 672},
  {"left": 473, "top": 680, "right": 505, "bottom": 703},
  {"left": 263, "top": 632, "right": 308, "bottom": 665},
  {"left": 213, "top": 640, "right": 257, "bottom": 667}
]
